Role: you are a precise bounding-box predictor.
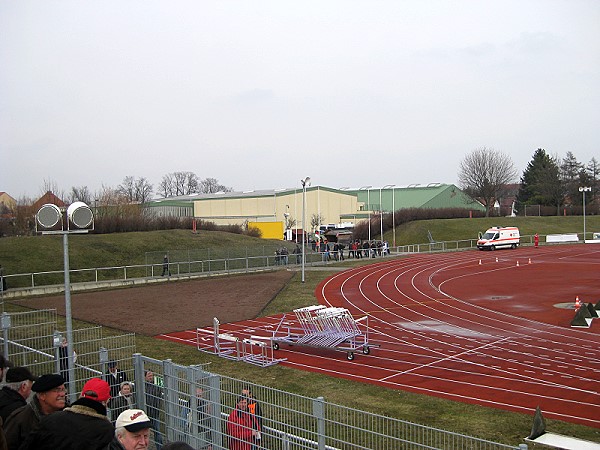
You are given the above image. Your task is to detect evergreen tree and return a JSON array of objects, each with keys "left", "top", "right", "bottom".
[
  {"left": 517, "top": 148, "right": 562, "bottom": 213},
  {"left": 559, "top": 151, "right": 584, "bottom": 206}
]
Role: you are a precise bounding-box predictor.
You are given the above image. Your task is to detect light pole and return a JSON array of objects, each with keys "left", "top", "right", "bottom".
[
  {"left": 36, "top": 202, "right": 94, "bottom": 402},
  {"left": 360, "top": 186, "right": 372, "bottom": 241},
  {"left": 383, "top": 184, "right": 396, "bottom": 246},
  {"left": 301, "top": 177, "right": 311, "bottom": 283},
  {"left": 579, "top": 186, "right": 591, "bottom": 242},
  {"left": 377, "top": 188, "right": 382, "bottom": 242}
]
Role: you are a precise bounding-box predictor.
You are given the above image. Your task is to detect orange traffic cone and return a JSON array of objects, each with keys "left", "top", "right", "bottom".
[{"left": 575, "top": 296, "right": 582, "bottom": 310}]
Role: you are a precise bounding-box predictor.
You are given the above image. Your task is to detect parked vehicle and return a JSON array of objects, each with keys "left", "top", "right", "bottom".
[{"left": 477, "top": 226, "right": 520, "bottom": 250}]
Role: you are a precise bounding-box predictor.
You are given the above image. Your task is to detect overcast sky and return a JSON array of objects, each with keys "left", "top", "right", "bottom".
[{"left": 1, "top": 1, "right": 599, "bottom": 200}]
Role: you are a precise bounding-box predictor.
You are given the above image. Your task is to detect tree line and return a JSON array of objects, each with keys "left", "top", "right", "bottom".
[{"left": 459, "top": 147, "right": 598, "bottom": 217}]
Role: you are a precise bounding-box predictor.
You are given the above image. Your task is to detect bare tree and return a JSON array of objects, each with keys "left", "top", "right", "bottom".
[
  {"left": 199, "top": 177, "right": 232, "bottom": 194},
  {"left": 311, "top": 213, "right": 325, "bottom": 231},
  {"left": 159, "top": 171, "right": 199, "bottom": 197},
  {"left": 69, "top": 186, "right": 92, "bottom": 204},
  {"left": 40, "top": 178, "right": 66, "bottom": 201},
  {"left": 117, "top": 176, "right": 153, "bottom": 203},
  {"left": 458, "top": 147, "right": 517, "bottom": 217}
]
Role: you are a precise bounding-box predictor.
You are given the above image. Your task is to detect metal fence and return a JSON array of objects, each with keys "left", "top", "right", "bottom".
[
  {"left": 1, "top": 308, "right": 136, "bottom": 405},
  {"left": 132, "top": 354, "right": 526, "bottom": 450},
  {"left": 0, "top": 309, "right": 529, "bottom": 449},
  {"left": 1, "top": 233, "right": 589, "bottom": 291}
]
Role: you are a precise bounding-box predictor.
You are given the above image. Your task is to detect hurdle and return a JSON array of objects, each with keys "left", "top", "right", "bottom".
[
  {"left": 196, "top": 317, "right": 285, "bottom": 367},
  {"left": 271, "top": 305, "right": 378, "bottom": 361}
]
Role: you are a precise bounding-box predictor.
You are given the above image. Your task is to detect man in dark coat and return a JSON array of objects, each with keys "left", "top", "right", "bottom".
[
  {"left": 19, "top": 377, "right": 114, "bottom": 450},
  {"left": 0, "top": 367, "right": 37, "bottom": 422},
  {"left": 104, "top": 360, "right": 127, "bottom": 399},
  {"left": 3, "top": 374, "right": 66, "bottom": 450}
]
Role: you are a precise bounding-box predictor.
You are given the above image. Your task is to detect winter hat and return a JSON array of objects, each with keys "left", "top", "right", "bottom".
[
  {"left": 6, "top": 366, "right": 37, "bottom": 383},
  {"left": 32, "top": 374, "right": 65, "bottom": 392}
]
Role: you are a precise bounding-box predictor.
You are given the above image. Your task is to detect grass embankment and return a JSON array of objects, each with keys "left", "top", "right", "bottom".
[{"left": 1, "top": 216, "right": 600, "bottom": 445}]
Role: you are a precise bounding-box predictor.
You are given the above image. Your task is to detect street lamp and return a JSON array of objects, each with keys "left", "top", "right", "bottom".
[
  {"left": 36, "top": 201, "right": 94, "bottom": 402},
  {"left": 383, "top": 184, "right": 396, "bottom": 247},
  {"left": 359, "top": 186, "right": 372, "bottom": 241},
  {"left": 301, "top": 177, "right": 311, "bottom": 283},
  {"left": 579, "top": 186, "right": 591, "bottom": 242}
]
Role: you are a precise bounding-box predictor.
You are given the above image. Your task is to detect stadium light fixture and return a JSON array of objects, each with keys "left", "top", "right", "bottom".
[{"left": 36, "top": 202, "right": 94, "bottom": 402}]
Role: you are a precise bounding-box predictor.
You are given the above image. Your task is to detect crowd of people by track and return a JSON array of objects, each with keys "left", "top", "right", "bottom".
[
  {"left": 0, "top": 352, "right": 268, "bottom": 450},
  {"left": 275, "top": 238, "right": 391, "bottom": 266}
]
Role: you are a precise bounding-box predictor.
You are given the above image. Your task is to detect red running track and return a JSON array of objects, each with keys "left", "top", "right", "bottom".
[{"left": 158, "top": 244, "right": 600, "bottom": 428}]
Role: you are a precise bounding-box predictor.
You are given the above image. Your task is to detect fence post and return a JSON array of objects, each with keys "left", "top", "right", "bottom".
[
  {"left": 133, "top": 353, "right": 144, "bottom": 408},
  {"left": 163, "top": 359, "right": 176, "bottom": 443},
  {"left": 313, "top": 396, "right": 326, "bottom": 450},
  {"left": 2, "top": 313, "right": 11, "bottom": 358}
]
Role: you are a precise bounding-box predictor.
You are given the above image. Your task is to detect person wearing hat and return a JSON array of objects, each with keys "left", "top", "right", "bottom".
[
  {"left": 3, "top": 374, "right": 66, "bottom": 450},
  {"left": 0, "top": 367, "right": 37, "bottom": 422},
  {"left": 19, "top": 377, "right": 114, "bottom": 450},
  {"left": 109, "top": 408, "right": 152, "bottom": 450},
  {"left": 105, "top": 360, "right": 128, "bottom": 399}
]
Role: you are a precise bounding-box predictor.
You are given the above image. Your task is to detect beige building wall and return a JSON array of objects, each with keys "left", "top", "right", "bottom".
[{"left": 193, "top": 187, "right": 359, "bottom": 231}]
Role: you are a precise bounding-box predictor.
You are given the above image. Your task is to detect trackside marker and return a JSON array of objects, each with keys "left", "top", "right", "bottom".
[
  {"left": 516, "top": 260, "right": 520, "bottom": 267},
  {"left": 479, "top": 259, "right": 482, "bottom": 265},
  {"left": 575, "top": 296, "right": 582, "bottom": 310},
  {"left": 528, "top": 258, "right": 531, "bottom": 264},
  {"left": 495, "top": 257, "right": 498, "bottom": 263}
]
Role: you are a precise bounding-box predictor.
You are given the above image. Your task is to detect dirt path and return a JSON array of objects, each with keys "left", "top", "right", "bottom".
[{"left": 13, "top": 270, "right": 295, "bottom": 335}]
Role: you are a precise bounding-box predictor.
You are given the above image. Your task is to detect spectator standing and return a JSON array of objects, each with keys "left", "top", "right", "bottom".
[
  {"left": 195, "top": 386, "right": 211, "bottom": 446},
  {"left": 105, "top": 360, "right": 128, "bottom": 399},
  {"left": 144, "top": 370, "right": 163, "bottom": 450},
  {"left": 58, "top": 337, "right": 76, "bottom": 384},
  {"left": 241, "top": 387, "right": 262, "bottom": 450},
  {"left": 227, "top": 396, "right": 259, "bottom": 450},
  {"left": 109, "top": 381, "right": 135, "bottom": 424},
  {"left": 0, "top": 367, "right": 37, "bottom": 422},
  {"left": 293, "top": 244, "right": 302, "bottom": 264},
  {"left": 19, "top": 377, "right": 114, "bottom": 450},
  {"left": 162, "top": 255, "right": 171, "bottom": 277},
  {"left": 109, "top": 408, "right": 152, "bottom": 450},
  {"left": 3, "top": 374, "right": 66, "bottom": 450}
]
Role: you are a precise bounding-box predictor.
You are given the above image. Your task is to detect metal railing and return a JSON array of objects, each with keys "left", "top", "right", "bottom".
[{"left": 1, "top": 233, "right": 591, "bottom": 291}]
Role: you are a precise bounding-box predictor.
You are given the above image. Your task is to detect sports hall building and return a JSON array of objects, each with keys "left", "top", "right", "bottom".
[{"left": 147, "top": 184, "right": 483, "bottom": 234}]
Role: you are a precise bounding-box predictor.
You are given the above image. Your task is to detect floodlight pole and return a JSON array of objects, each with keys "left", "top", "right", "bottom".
[
  {"left": 301, "top": 177, "right": 311, "bottom": 283},
  {"left": 37, "top": 202, "right": 93, "bottom": 403},
  {"left": 579, "top": 186, "right": 591, "bottom": 242},
  {"left": 62, "top": 232, "right": 75, "bottom": 397},
  {"left": 359, "top": 186, "right": 372, "bottom": 241},
  {"left": 383, "top": 184, "right": 396, "bottom": 247}
]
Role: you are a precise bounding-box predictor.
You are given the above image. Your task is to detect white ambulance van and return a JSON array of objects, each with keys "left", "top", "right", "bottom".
[{"left": 477, "top": 226, "right": 520, "bottom": 250}]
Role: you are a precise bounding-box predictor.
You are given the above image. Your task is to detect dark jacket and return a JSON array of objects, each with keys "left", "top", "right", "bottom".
[
  {"left": 18, "top": 397, "right": 114, "bottom": 450},
  {"left": 104, "top": 370, "right": 127, "bottom": 399},
  {"left": 3, "top": 396, "right": 49, "bottom": 450},
  {"left": 107, "top": 437, "right": 125, "bottom": 450},
  {"left": 0, "top": 388, "right": 26, "bottom": 423}
]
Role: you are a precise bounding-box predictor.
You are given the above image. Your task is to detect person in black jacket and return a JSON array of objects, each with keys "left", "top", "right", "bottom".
[
  {"left": 104, "top": 360, "right": 128, "bottom": 399},
  {"left": 3, "top": 374, "right": 66, "bottom": 450},
  {"left": 0, "top": 367, "right": 37, "bottom": 422},
  {"left": 19, "top": 377, "right": 114, "bottom": 450}
]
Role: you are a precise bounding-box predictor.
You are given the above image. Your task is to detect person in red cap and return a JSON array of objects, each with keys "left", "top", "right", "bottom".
[{"left": 19, "top": 377, "right": 114, "bottom": 450}]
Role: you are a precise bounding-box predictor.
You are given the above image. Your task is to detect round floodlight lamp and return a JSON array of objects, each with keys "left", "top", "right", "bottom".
[
  {"left": 67, "top": 201, "right": 93, "bottom": 229},
  {"left": 37, "top": 204, "right": 62, "bottom": 229}
]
